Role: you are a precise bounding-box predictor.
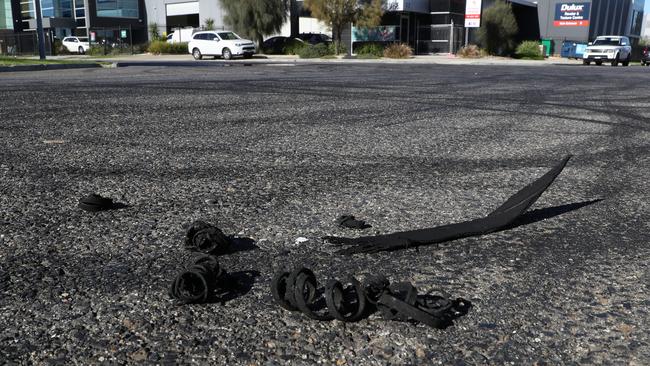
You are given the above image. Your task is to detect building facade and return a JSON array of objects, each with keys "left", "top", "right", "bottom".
[
  {"left": 1, "top": 0, "right": 147, "bottom": 50},
  {"left": 538, "top": 0, "right": 645, "bottom": 53},
  {"left": 0, "top": 0, "right": 645, "bottom": 56}
]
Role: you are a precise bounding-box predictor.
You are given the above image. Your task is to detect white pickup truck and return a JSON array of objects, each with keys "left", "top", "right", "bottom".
[{"left": 582, "top": 36, "right": 632, "bottom": 66}]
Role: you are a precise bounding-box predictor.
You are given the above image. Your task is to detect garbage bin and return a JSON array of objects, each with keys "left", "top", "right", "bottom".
[
  {"left": 541, "top": 39, "right": 554, "bottom": 57},
  {"left": 575, "top": 43, "right": 587, "bottom": 58},
  {"left": 561, "top": 41, "right": 576, "bottom": 58}
]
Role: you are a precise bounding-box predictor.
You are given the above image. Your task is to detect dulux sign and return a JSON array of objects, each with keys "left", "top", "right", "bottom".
[{"left": 554, "top": 2, "right": 591, "bottom": 27}]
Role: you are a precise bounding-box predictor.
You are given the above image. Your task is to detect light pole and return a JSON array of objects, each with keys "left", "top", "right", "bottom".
[{"left": 34, "top": 0, "right": 46, "bottom": 59}]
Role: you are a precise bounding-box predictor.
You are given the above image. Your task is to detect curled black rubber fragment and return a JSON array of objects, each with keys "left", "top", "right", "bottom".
[
  {"left": 337, "top": 215, "right": 371, "bottom": 230},
  {"left": 169, "top": 255, "right": 229, "bottom": 304},
  {"left": 78, "top": 193, "right": 114, "bottom": 212},
  {"left": 325, "top": 155, "right": 572, "bottom": 254},
  {"left": 184, "top": 221, "right": 231, "bottom": 255},
  {"left": 270, "top": 267, "right": 470, "bottom": 328}
]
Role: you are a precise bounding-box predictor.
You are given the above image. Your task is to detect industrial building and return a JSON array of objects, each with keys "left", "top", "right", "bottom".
[{"left": 0, "top": 0, "right": 646, "bottom": 56}]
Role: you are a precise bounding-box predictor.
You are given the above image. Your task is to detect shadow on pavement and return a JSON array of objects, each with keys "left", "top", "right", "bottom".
[{"left": 506, "top": 199, "right": 603, "bottom": 230}]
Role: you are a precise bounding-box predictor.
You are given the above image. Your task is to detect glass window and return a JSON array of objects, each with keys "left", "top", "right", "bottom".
[
  {"left": 207, "top": 33, "right": 218, "bottom": 40},
  {"left": 60, "top": 0, "right": 72, "bottom": 17},
  {"left": 1, "top": 0, "right": 13, "bottom": 29},
  {"left": 593, "top": 38, "right": 621, "bottom": 46},
  {"left": 75, "top": 8, "right": 84, "bottom": 17},
  {"left": 217, "top": 32, "right": 240, "bottom": 40},
  {"left": 21, "top": 0, "right": 35, "bottom": 20},
  {"left": 96, "top": 0, "right": 138, "bottom": 18}
]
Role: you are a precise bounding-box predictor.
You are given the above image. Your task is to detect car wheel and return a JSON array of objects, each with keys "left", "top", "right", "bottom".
[
  {"left": 222, "top": 48, "right": 232, "bottom": 60},
  {"left": 611, "top": 54, "right": 619, "bottom": 66},
  {"left": 192, "top": 48, "right": 202, "bottom": 60},
  {"left": 78, "top": 46, "right": 84, "bottom": 54},
  {"left": 583, "top": 60, "right": 590, "bottom": 65},
  {"left": 595, "top": 61, "right": 602, "bottom": 66},
  {"left": 622, "top": 55, "right": 631, "bottom": 67}
]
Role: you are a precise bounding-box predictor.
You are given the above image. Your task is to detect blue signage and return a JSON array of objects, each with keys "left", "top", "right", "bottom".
[{"left": 554, "top": 2, "right": 591, "bottom": 27}]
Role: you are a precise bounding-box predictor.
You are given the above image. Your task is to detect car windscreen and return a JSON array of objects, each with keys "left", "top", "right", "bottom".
[
  {"left": 593, "top": 38, "right": 620, "bottom": 46},
  {"left": 218, "top": 32, "right": 240, "bottom": 40}
]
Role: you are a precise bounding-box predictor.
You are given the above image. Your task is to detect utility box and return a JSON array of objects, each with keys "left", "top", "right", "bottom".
[{"left": 541, "top": 39, "right": 554, "bottom": 57}]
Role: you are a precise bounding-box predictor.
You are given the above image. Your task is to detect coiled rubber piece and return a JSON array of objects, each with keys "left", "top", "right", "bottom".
[
  {"left": 78, "top": 193, "right": 114, "bottom": 212},
  {"left": 270, "top": 267, "right": 469, "bottom": 328},
  {"left": 324, "top": 277, "right": 367, "bottom": 322},
  {"left": 184, "top": 221, "right": 231, "bottom": 254},
  {"left": 169, "top": 255, "right": 226, "bottom": 304}
]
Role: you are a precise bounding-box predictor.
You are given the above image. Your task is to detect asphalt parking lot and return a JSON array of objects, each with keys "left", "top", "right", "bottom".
[{"left": 1, "top": 63, "right": 649, "bottom": 364}]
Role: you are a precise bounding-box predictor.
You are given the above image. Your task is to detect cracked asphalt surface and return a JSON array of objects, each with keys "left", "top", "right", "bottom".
[{"left": 1, "top": 63, "right": 649, "bottom": 364}]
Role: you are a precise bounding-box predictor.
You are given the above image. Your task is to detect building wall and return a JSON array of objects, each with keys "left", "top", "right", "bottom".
[
  {"left": 538, "top": 0, "right": 644, "bottom": 54},
  {"left": 1, "top": 0, "right": 13, "bottom": 29},
  {"left": 643, "top": 12, "right": 650, "bottom": 38}
]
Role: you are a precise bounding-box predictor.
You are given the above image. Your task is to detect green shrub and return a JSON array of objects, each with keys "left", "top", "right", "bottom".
[
  {"left": 87, "top": 46, "right": 105, "bottom": 56},
  {"left": 515, "top": 40, "right": 543, "bottom": 59},
  {"left": 477, "top": 0, "right": 518, "bottom": 56},
  {"left": 327, "top": 42, "right": 347, "bottom": 55},
  {"left": 53, "top": 40, "right": 70, "bottom": 55},
  {"left": 149, "top": 22, "right": 161, "bottom": 41},
  {"left": 298, "top": 43, "right": 331, "bottom": 58},
  {"left": 283, "top": 39, "right": 307, "bottom": 55},
  {"left": 133, "top": 43, "right": 150, "bottom": 54},
  {"left": 458, "top": 44, "right": 485, "bottom": 58},
  {"left": 356, "top": 42, "right": 384, "bottom": 57},
  {"left": 148, "top": 40, "right": 188, "bottom": 55},
  {"left": 383, "top": 43, "right": 412, "bottom": 58}
]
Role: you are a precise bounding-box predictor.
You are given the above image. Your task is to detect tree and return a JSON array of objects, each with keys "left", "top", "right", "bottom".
[
  {"left": 148, "top": 22, "right": 161, "bottom": 41},
  {"left": 203, "top": 18, "right": 216, "bottom": 31},
  {"left": 219, "top": 0, "right": 287, "bottom": 48},
  {"left": 477, "top": 0, "right": 518, "bottom": 56},
  {"left": 305, "top": 0, "right": 385, "bottom": 55}
]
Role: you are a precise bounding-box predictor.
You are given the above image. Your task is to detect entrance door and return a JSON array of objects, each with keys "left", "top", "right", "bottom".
[{"left": 400, "top": 15, "right": 409, "bottom": 43}]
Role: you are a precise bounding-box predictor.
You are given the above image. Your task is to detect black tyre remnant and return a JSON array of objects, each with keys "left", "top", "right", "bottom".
[
  {"left": 184, "top": 221, "right": 231, "bottom": 255},
  {"left": 271, "top": 267, "right": 470, "bottom": 328},
  {"left": 169, "top": 255, "right": 226, "bottom": 304},
  {"left": 325, "top": 155, "right": 572, "bottom": 254}
]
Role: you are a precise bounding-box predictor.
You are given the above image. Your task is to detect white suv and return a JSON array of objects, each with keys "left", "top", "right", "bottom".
[
  {"left": 62, "top": 37, "right": 90, "bottom": 54},
  {"left": 582, "top": 36, "right": 632, "bottom": 66},
  {"left": 188, "top": 31, "right": 256, "bottom": 60}
]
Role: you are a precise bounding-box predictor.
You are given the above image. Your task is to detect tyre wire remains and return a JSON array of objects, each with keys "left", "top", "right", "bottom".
[{"left": 271, "top": 267, "right": 471, "bottom": 328}]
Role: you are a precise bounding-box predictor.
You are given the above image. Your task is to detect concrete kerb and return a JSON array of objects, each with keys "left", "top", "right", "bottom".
[
  {"left": 109, "top": 56, "right": 583, "bottom": 68},
  {"left": 2, "top": 55, "right": 584, "bottom": 71},
  {"left": 0, "top": 63, "right": 104, "bottom": 73}
]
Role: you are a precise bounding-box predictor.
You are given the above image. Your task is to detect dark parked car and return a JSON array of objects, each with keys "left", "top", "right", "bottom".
[
  {"left": 262, "top": 36, "right": 304, "bottom": 54},
  {"left": 296, "top": 33, "right": 332, "bottom": 45},
  {"left": 642, "top": 47, "right": 649, "bottom": 66}
]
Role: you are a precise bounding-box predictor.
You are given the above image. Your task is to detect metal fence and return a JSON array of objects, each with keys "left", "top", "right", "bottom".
[
  {"left": 416, "top": 25, "right": 464, "bottom": 54},
  {"left": 86, "top": 27, "right": 136, "bottom": 55},
  {"left": 0, "top": 32, "right": 53, "bottom": 56}
]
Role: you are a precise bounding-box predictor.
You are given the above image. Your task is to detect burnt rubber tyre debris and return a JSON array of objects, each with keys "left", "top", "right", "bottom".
[
  {"left": 271, "top": 267, "right": 470, "bottom": 328},
  {"left": 324, "top": 155, "right": 572, "bottom": 254},
  {"left": 169, "top": 255, "right": 231, "bottom": 304},
  {"left": 184, "top": 221, "right": 231, "bottom": 255},
  {"left": 337, "top": 215, "right": 371, "bottom": 230},
  {"left": 78, "top": 193, "right": 115, "bottom": 212}
]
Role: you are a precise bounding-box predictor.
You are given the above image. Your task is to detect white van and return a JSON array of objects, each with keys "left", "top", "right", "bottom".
[{"left": 166, "top": 28, "right": 196, "bottom": 43}]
